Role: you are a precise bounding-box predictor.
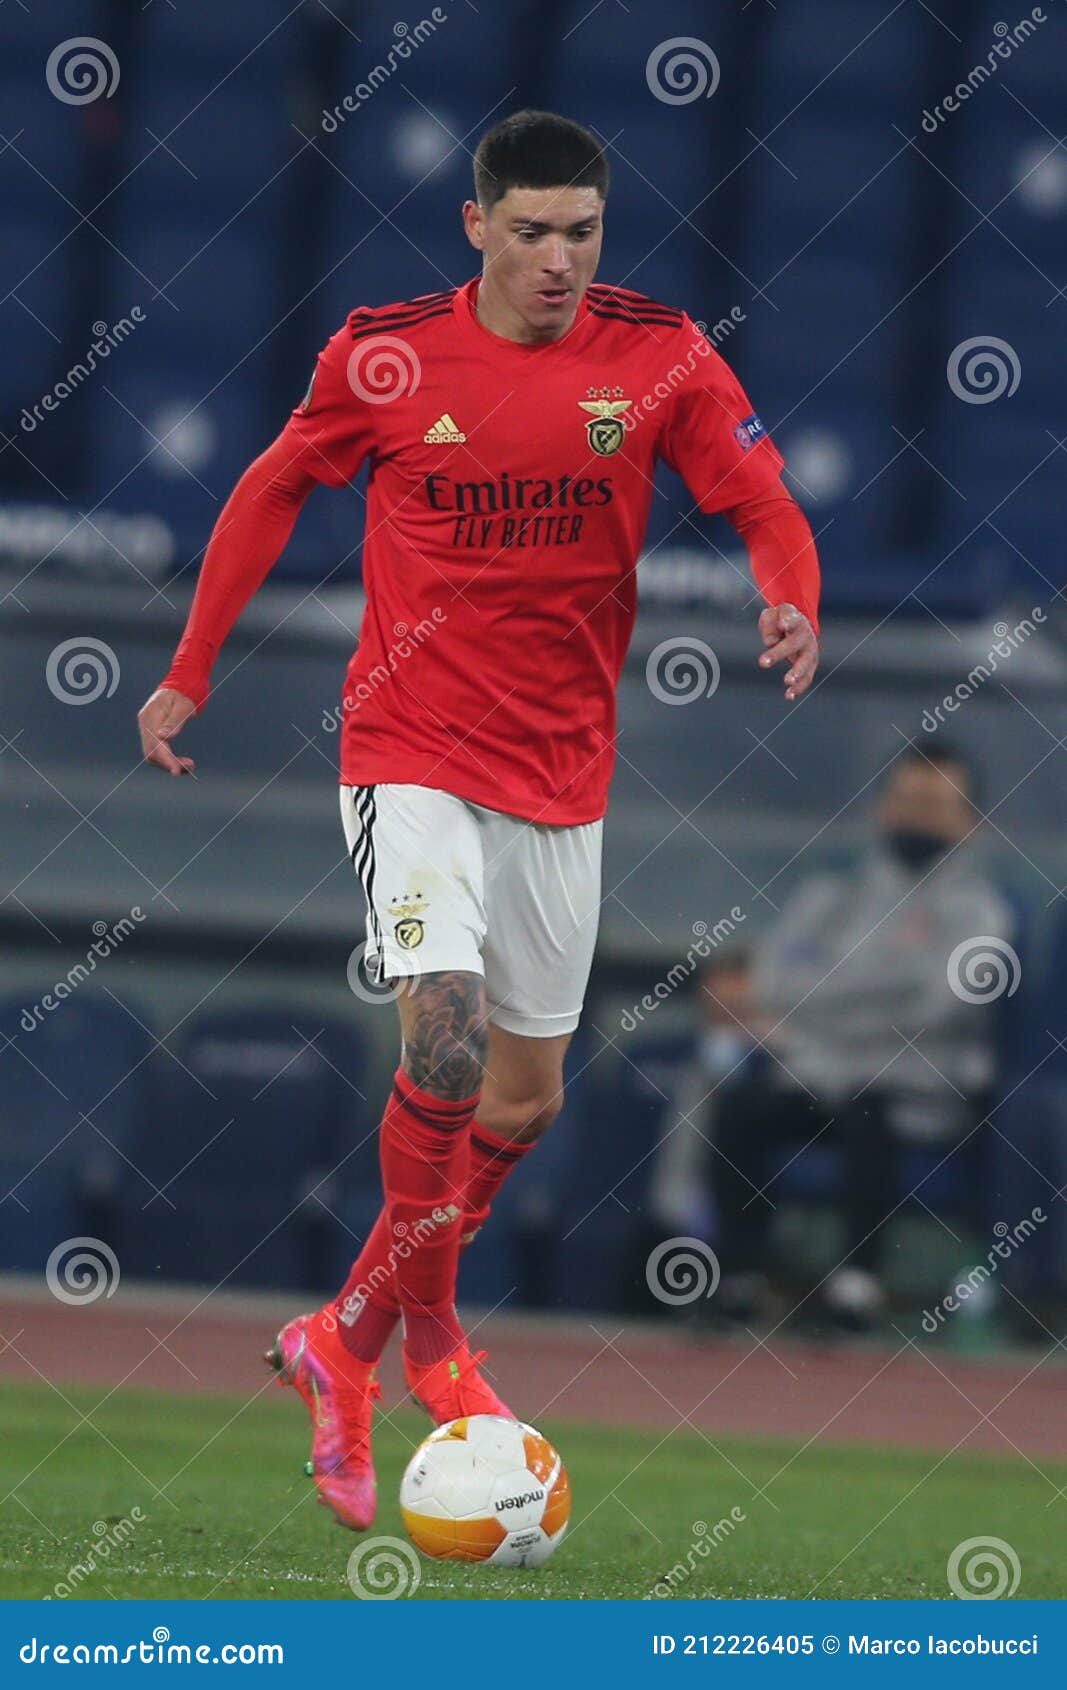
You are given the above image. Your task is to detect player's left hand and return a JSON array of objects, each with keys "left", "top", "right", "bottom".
[{"left": 757, "top": 603, "right": 818, "bottom": 701}]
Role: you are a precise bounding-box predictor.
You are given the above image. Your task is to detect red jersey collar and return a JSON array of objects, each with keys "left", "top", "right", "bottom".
[{"left": 455, "top": 276, "right": 590, "bottom": 355}]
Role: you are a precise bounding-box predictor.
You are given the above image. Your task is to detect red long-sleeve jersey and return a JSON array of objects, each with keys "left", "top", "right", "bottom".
[{"left": 164, "top": 279, "right": 820, "bottom": 824}]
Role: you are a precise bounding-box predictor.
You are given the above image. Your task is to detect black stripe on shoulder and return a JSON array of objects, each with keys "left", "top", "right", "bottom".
[
  {"left": 588, "top": 304, "right": 685, "bottom": 330},
  {"left": 347, "top": 291, "right": 456, "bottom": 334},
  {"left": 587, "top": 283, "right": 661, "bottom": 300},
  {"left": 587, "top": 284, "right": 684, "bottom": 321},
  {"left": 349, "top": 302, "right": 454, "bottom": 340}
]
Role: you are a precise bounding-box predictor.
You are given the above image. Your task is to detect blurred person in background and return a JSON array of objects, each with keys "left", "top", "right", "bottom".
[
  {"left": 648, "top": 949, "right": 763, "bottom": 1242},
  {"left": 711, "top": 743, "right": 1013, "bottom": 1333}
]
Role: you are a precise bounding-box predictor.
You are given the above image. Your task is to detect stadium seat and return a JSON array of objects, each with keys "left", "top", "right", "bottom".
[
  {"left": 925, "top": 232, "right": 1064, "bottom": 593},
  {"left": 138, "top": 0, "right": 298, "bottom": 64},
  {"left": 759, "top": 0, "right": 928, "bottom": 123},
  {"left": 556, "top": 1034, "right": 690, "bottom": 1312},
  {"left": 987, "top": 1079, "right": 1067, "bottom": 1300},
  {"left": 0, "top": 221, "right": 74, "bottom": 426},
  {"left": 743, "top": 120, "right": 914, "bottom": 270},
  {"left": 0, "top": 990, "right": 155, "bottom": 1274},
  {"left": 121, "top": 1007, "right": 371, "bottom": 1292}
]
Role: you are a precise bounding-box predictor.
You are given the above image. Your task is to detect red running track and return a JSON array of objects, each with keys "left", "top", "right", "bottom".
[{"left": 1, "top": 1279, "right": 1065, "bottom": 1460}]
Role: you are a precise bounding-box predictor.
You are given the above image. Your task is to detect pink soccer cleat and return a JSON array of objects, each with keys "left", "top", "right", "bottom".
[{"left": 265, "top": 1309, "right": 380, "bottom": 1531}]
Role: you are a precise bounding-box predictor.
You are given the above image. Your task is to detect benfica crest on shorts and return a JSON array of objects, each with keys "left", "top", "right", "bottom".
[
  {"left": 389, "top": 892, "right": 428, "bottom": 950},
  {"left": 578, "top": 386, "right": 632, "bottom": 455}
]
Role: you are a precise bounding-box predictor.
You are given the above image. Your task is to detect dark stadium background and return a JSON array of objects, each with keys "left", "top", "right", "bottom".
[{"left": 2, "top": 0, "right": 1065, "bottom": 1329}]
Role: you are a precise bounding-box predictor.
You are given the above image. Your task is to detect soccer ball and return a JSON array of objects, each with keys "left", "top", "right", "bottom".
[{"left": 399, "top": 1414, "right": 571, "bottom": 1567}]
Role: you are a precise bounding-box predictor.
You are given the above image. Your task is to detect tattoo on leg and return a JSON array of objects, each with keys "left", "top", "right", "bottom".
[{"left": 400, "top": 971, "right": 488, "bottom": 1100}]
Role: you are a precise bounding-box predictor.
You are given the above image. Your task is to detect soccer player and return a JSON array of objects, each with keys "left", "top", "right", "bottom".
[{"left": 137, "top": 111, "right": 820, "bottom": 1531}]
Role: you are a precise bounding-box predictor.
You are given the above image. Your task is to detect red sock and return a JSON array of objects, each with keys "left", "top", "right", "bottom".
[
  {"left": 462, "top": 1120, "right": 533, "bottom": 1243},
  {"left": 332, "top": 1118, "right": 532, "bottom": 1362},
  {"left": 380, "top": 1067, "right": 478, "bottom": 1365},
  {"left": 332, "top": 1209, "right": 401, "bottom": 1363}
]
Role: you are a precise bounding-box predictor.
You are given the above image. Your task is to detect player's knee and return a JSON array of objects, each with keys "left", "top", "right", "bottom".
[{"left": 483, "top": 1084, "right": 564, "bottom": 1145}]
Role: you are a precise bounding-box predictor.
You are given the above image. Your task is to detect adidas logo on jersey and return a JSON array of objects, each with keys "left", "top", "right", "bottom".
[{"left": 424, "top": 413, "right": 466, "bottom": 444}]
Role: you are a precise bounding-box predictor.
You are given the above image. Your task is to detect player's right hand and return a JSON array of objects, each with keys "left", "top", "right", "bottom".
[{"left": 137, "top": 686, "right": 198, "bottom": 776}]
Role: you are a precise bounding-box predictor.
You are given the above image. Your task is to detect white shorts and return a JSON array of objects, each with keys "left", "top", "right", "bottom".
[{"left": 340, "top": 783, "right": 602, "bottom": 1038}]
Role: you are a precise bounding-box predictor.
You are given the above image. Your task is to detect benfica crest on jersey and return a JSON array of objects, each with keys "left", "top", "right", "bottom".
[{"left": 578, "top": 386, "right": 632, "bottom": 455}]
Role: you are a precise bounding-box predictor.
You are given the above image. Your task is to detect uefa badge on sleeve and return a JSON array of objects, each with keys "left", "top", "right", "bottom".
[{"left": 733, "top": 413, "right": 766, "bottom": 452}]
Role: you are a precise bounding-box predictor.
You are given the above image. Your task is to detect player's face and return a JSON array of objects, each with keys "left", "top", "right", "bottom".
[
  {"left": 463, "top": 186, "right": 604, "bottom": 342},
  {"left": 877, "top": 759, "right": 974, "bottom": 846}
]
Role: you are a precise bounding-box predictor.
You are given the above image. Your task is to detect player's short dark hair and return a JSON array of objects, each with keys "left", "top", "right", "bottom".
[
  {"left": 897, "top": 740, "right": 979, "bottom": 804},
  {"left": 473, "top": 110, "right": 609, "bottom": 208}
]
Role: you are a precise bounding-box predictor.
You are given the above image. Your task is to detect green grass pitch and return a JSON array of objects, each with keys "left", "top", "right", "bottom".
[{"left": 0, "top": 1381, "right": 1061, "bottom": 1600}]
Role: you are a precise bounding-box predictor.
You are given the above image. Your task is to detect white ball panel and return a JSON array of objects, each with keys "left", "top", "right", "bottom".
[
  {"left": 489, "top": 1467, "right": 548, "bottom": 1531},
  {"left": 489, "top": 1526, "right": 557, "bottom": 1568}
]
